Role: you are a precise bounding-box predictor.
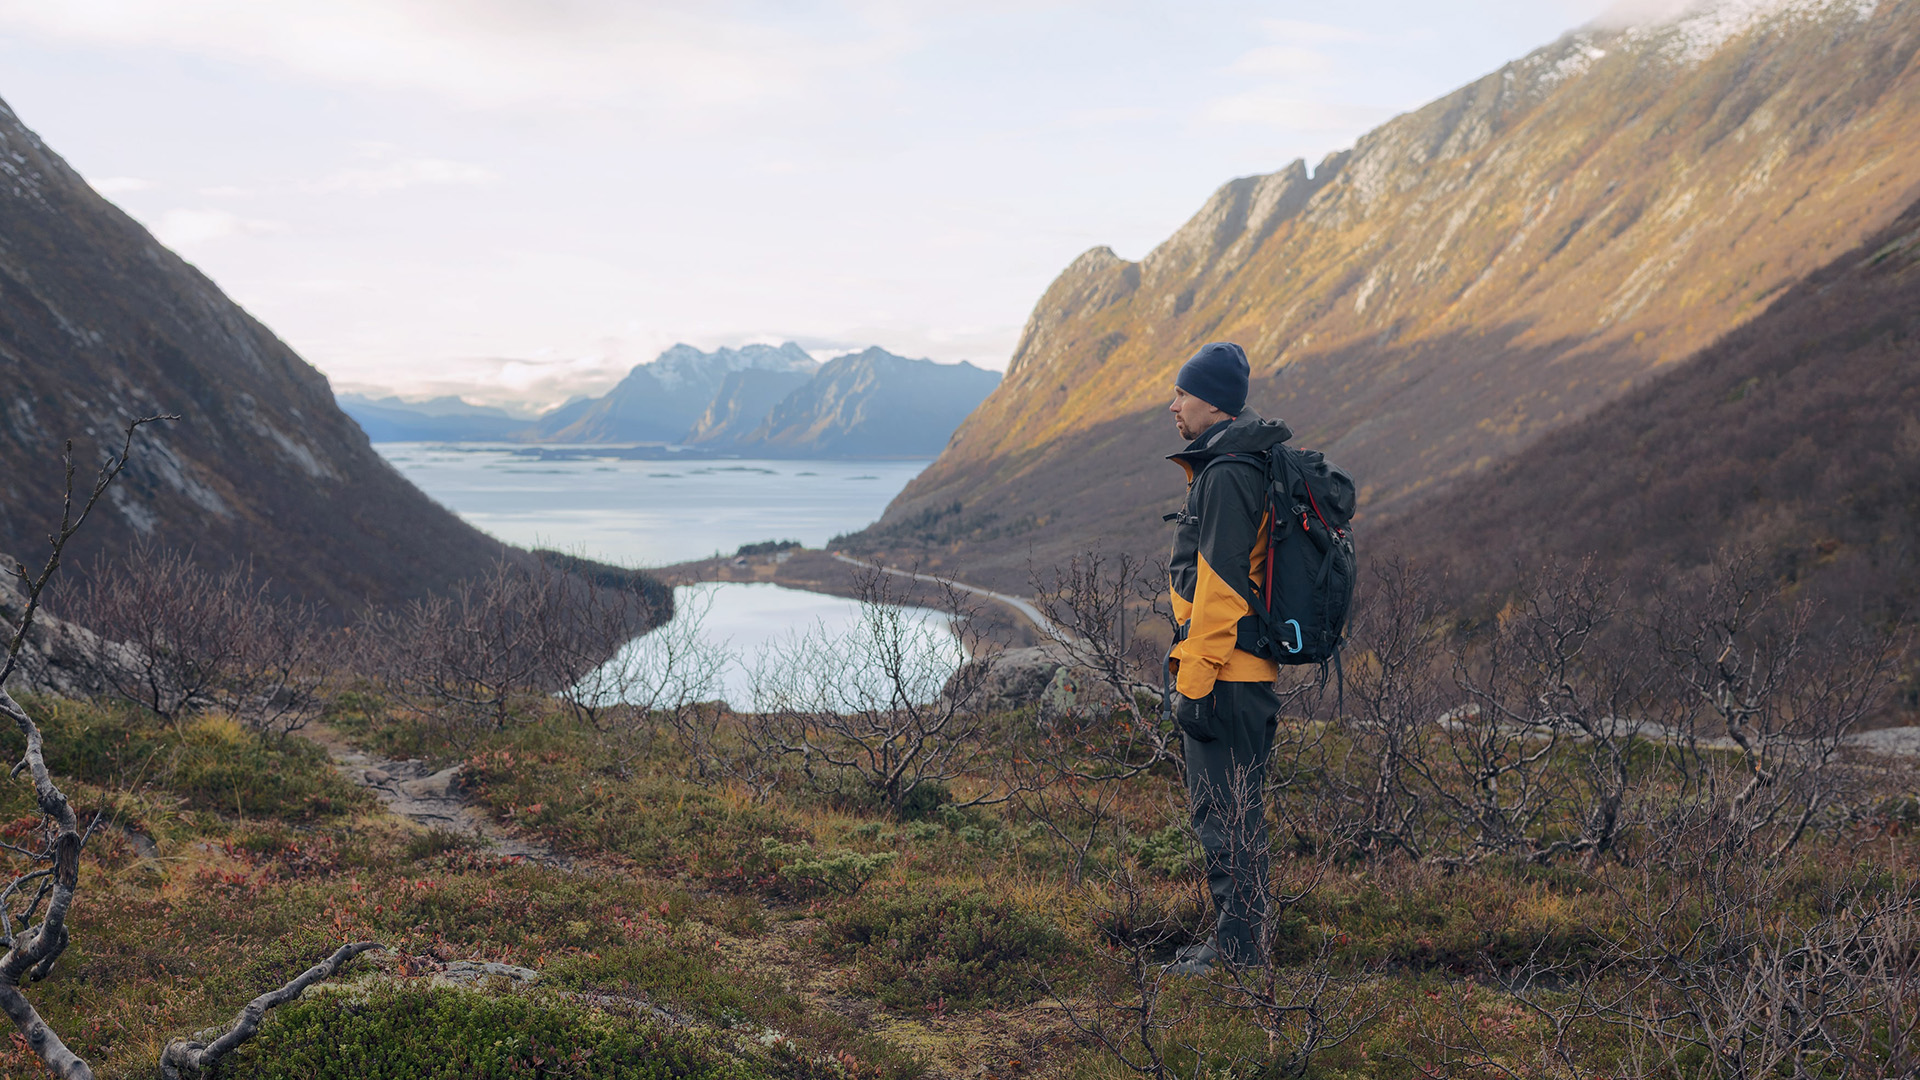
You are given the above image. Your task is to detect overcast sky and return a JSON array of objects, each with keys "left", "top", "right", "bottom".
[{"left": 0, "top": 0, "right": 1620, "bottom": 410}]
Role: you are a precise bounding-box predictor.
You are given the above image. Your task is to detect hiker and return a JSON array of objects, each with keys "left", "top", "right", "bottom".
[{"left": 1162, "top": 341, "right": 1292, "bottom": 975}]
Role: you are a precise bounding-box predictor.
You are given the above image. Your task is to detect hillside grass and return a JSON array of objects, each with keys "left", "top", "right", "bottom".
[{"left": 0, "top": 689, "right": 1914, "bottom": 1079}]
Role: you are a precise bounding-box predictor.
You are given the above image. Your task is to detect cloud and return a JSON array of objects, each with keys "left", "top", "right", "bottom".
[
  {"left": 1200, "top": 93, "right": 1395, "bottom": 132},
  {"left": 308, "top": 157, "right": 496, "bottom": 195},
  {"left": 1254, "top": 18, "right": 1369, "bottom": 45},
  {"left": 0, "top": 0, "right": 911, "bottom": 117},
  {"left": 1229, "top": 44, "right": 1340, "bottom": 78},
  {"left": 87, "top": 175, "right": 153, "bottom": 194},
  {"left": 154, "top": 208, "right": 287, "bottom": 247},
  {"left": 1203, "top": 15, "right": 1388, "bottom": 133}
]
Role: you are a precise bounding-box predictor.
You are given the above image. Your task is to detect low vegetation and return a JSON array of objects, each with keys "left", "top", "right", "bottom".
[{"left": 0, "top": 452, "right": 1913, "bottom": 1077}]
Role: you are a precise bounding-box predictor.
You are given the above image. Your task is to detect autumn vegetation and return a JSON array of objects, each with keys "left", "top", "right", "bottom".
[{"left": 0, "top": 471, "right": 1915, "bottom": 1079}]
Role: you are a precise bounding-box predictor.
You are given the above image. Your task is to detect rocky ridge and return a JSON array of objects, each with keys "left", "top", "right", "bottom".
[{"left": 861, "top": 0, "right": 1920, "bottom": 588}]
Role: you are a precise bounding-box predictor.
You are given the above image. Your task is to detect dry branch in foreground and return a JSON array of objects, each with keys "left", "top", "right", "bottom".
[
  {"left": 159, "top": 941, "right": 383, "bottom": 1079},
  {"left": 0, "top": 418, "right": 379, "bottom": 1079}
]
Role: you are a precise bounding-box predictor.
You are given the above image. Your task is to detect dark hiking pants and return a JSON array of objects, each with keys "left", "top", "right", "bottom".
[{"left": 1180, "top": 679, "right": 1282, "bottom": 967}]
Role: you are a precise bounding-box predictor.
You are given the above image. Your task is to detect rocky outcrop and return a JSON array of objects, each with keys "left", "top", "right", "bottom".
[
  {"left": 0, "top": 560, "right": 136, "bottom": 699},
  {"left": 861, "top": 0, "right": 1920, "bottom": 590},
  {"left": 0, "top": 94, "right": 514, "bottom": 613},
  {"left": 951, "top": 645, "right": 1120, "bottom": 718}
]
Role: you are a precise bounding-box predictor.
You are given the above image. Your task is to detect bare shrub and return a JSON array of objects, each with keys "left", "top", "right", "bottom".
[
  {"left": 538, "top": 558, "right": 674, "bottom": 734},
  {"left": 999, "top": 550, "right": 1181, "bottom": 885},
  {"left": 748, "top": 562, "right": 997, "bottom": 814},
  {"left": 1048, "top": 861, "right": 1204, "bottom": 1080},
  {"left": 74, "top": 543, "right": 334, "bottom": 737},
  {"left": 590, "top": 587, "right": 746, "bottom": 784},
  {"left": 1029, "top": 548, "right": 1179, "bottom": 749},
  {"left": 1313, "top": 557, "right": 1449, "bottom": 861},
  {"left": 1418, "top": 560, "right": 1664, "bottom": 866},
  {"left": 359, "top": 555, "right": 653, "bottom": 746},
  {"left": 0, "top": 419, "right": 376, "bottom": 1079},
  {"left": 1651, "top": 552, "right": 1904, "bottom": 861}
]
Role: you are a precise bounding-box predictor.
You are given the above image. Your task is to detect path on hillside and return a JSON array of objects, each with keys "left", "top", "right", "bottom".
[
  {"left": 303, "top": 724, "right": 569, "bottom": 866},
  {"left": 301, "top": 721, "right": 1078, "bottom": 1078},
  {"left": 827, "top": 551, "right": 1069, "bottom": 642}
]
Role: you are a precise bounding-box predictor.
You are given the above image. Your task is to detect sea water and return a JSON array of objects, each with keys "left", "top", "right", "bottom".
[
  {"left": 373, "top": 443, "right": 931, "bottom": 568},
  {"left": 371, "top": 443, "right": 956, "bottom": 709},
  {"left": 589, "top": 580, "right": 965, "bottom": 711}
]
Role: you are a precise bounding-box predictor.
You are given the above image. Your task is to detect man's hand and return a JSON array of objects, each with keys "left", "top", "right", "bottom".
[{"left": 1173, "top": 690, "right": 1217, "bottom": 742}]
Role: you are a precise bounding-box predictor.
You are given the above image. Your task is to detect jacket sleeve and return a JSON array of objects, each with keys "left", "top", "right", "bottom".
[{"left": 1170, "top": 461, "right": 1264, "bottom": 699}]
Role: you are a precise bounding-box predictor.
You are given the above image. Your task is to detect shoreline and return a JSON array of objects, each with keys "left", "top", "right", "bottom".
[{"left": 651, "top": 548, "right": 1046, "bottom": 650}]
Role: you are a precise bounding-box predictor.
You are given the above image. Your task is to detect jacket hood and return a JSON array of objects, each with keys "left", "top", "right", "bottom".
[{"left": 1168, "top": 407, "right": 1292, "bottom": 470}]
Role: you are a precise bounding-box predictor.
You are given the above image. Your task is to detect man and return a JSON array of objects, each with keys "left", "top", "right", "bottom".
[{"left": 1163, "top": 340, "right": 1291, "bottom": 975}]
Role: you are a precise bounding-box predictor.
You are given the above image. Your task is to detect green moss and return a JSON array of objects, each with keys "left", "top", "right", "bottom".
[{"left": 216, "top": 984, "right": 758, "bottom": 1080}]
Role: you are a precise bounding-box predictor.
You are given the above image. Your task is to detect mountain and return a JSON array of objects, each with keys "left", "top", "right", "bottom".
[
  {"left": 1377, "top": 190, "right": 1920, "bottom": 620},
  {"left": 854, "top": 0, "right": 1920, "bottom": 589},
  {"left": 528, "top": 342, "right": 818, "bottom": 443},
  {"left": 733, "top": 348, "right": 1002, "bottom": 458},
  {"left": 684, "top": 368, "right": 819, "bottom": 448},
  {"left": 0, "top": 95, "right": 513, "bottom": 612},
  {"left": 337, "top": 394, "right": 528, "bottom": 442}
]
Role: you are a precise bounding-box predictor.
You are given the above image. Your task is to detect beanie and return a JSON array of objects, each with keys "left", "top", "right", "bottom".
[{"left": 1175, "top": 341, "right": 1249, "bottom": 416}]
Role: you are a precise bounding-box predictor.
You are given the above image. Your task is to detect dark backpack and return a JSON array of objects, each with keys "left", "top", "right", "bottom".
[{"left": 1199, "top": 445, "right": 1357, "bottom": 666}]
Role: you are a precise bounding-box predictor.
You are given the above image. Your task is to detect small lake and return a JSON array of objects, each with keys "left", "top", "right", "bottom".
[
  {"left": 587, "top": 581, "right": 965, "bottom": 711},
  {"left": 373, "top": 443, "right": 930, "bottom": 568}
]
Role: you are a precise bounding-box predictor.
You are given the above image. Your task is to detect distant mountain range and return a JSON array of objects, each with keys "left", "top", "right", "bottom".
[
  {"left": 340, "top": 343, "right": 1000, "bottom": 458},
  {"left": 335, "top": 394, "right": 528, "bottom": 442},
  {"left": 849, "top": 0, "right": 1920, "bottom": 592},
  {"left": 0, "top": 95, "right": 513, "bottom": 612}
]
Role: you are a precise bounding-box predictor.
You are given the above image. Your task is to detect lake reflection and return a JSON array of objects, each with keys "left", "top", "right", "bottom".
[{"left": 584, "top": 581, "right": 964, "bottom": 712}]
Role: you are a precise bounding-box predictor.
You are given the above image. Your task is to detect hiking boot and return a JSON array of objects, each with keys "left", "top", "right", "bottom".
[{"left": 1161, "top": 941, "right": 1220, "bottom": 976}]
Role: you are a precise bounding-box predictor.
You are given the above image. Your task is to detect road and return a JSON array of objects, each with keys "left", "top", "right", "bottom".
[{"left": 827, "top": 551, "right": 1068, "bottom": 642}]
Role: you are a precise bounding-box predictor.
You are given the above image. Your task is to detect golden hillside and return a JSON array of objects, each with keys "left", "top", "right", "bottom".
[{"left": 860, "top": 0, "right": 1920, "bottom": 587}]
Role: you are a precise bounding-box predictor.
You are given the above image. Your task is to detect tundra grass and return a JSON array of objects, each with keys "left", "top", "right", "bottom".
[{"left": 1, "top": 694, "right": 1915, "bottom": 1079}]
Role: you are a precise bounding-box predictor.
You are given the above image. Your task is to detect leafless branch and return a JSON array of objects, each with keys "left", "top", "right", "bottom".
[{"left": 159, "top": 941, "right": 383, "bottom": 1079}]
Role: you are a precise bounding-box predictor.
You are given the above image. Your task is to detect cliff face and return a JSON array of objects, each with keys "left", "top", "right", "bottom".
[
  {"left": 0, "top": 95, "right": 511, "bottom": 613},
  {"left": 862, "top": 0, "right": 1920, "bottom": 587},
  {"left": 735, "top": 348, "right": 1001, "bottom": 459}
]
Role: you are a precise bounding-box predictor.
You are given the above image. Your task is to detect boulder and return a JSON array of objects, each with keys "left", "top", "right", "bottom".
[
  {"left": 0, "top": 558, "right": 140, "bottom": 698},
  {"left": 948, "top": 645, "right": 1121, "bottom": 718}
]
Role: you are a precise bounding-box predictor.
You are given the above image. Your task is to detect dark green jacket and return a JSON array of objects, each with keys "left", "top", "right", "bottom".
[{"left": 1167, "top": 409, "right": 1292, "bottom": 698}]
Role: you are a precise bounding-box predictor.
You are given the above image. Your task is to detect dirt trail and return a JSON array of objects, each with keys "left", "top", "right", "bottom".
[
  {"left": 302, "top": 724, "right": 569, "bottom": 866},
  {"left": 301, "top": 723, "right": 1075, "bottom": 1078}
]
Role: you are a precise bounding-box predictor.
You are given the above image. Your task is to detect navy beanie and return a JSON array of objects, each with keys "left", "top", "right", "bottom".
[{"left": 1176, "top": 341, "right": 1249, "bottom": 416}]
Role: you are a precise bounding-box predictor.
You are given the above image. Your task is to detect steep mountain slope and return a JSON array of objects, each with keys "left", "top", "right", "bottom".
[
  {"left": 684, "top": 368, "right": 817, "bottom": 447},
  {"left": 734, "top": 348, "right": 1001, "bottom": 458},
  {"left": 338, "top": 394, "right": 528, "bottom": 441},
  {"left": 0, "top": 96, "right": 512, "bottom": 612},
  {"left": 531, "top": 342, "right": 817, "bottom": 443},
  {"left": 859, "top": 0, "right": 1920, "bottom": 589},
  {"left": 1377, "top": 191, "right": 1920, "bottom": 619}
]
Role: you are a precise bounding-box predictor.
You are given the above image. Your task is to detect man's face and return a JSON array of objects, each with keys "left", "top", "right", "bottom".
[{"left": 1169, "top": 385, "right": 1227, "bottom": 441}]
